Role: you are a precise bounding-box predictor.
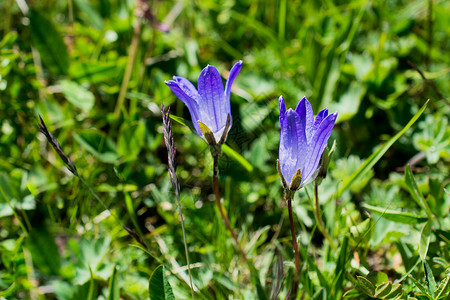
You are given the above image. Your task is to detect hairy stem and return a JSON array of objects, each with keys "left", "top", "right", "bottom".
[
  {"left": 314, "top": 183, "right": 336, "bottom": 250},
  {"left": 286, "top": 190, "right": 300, "bottom": 299}
]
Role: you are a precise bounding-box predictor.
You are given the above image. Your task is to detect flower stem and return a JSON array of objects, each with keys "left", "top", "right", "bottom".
[
  {"left": 313, "top": 183, "right": 336, "bottom": 250},
  {"left": 286, "top": 190, "right": 300, "bottom": 298},
  {"left": 212, "top": 151, "right": 246, "bottom": 260},
  {"left": 212, "top": 148, "right": 268, "bottom": 298}
]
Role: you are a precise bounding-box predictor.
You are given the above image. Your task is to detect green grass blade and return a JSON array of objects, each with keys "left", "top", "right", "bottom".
[
  {"left": 364, "top": 204, "right": 428, "bottom": 224},
  {"left": 107, "top": 265, "right": 120, "bottom": 300},
  {"left": 87, "top": 265, "right": 95, "bottom": 300},
  {"left": 405, "top": 164, "right": 433, "bottom": 219},
  {"left": 419, "top": 221, "right": 432, "bottom": 262},
  {"left": 333, "top": 235, "right": 349, "bottom": 299},
  {"left": 423, "top": 261, "right": 436, "bottom": 297},
  {"left": 170, "top": 114, "right": 254, "bottom": 173},
  {"left": 336, "top": 100, "right": 429, "bottom": 198},
  {"left": 222, "top": 144, "right": 254, "bottom": 173}
]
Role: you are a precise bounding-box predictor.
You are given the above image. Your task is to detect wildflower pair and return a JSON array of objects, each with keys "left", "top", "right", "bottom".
[
  {"left": 165, "top": 61, "right": 337, "bottom": 297},
  {"left": 165, "top": 61, "right": 338, "bottom": 188}
]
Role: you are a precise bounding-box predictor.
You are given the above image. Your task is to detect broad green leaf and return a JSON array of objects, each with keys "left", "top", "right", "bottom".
[
  {"left": 386, "top": 283, "right": 404, "bottom": 299},
  {"left": 29, "top": 10, "right": 69, "bottom": 75},
  {"left": 149, "top": 265, "right": 174, "bottom": 300},
  {"left": 412, "top": 115, "right": 450, "bottom": 164},
  {"left": 74, "top": 129, "right": 119, "bottom": 163},
  {"left": 423, "top": 261, "right": 436, "bottom": 297},
  {"left": 331, "top": 81, "right": 365, "bottom": 122},
  {"left": 52, "top": 281, "right": 75, "bottom": 300},
  {"left": 332, "top": 155, "right": 374, "bottom": 193},
  {"left": 409, "top": 275, "right": 431, "bottom": 298},
  {"left": 107, "top": 265, "right": 120, "bottom": 300},
  {"left": 416, "top": 295, "right": 432, "bottom": 300},
  {"left": 356, "top": 276, "right": 375, "bottom": 296},
  {"left": 364, "top": 204, "right": 428, "bottom": 224},
  {"left": 419, "top": 221, "right": 432, "bottom": 261},
  {"left": 366, "top": 271, "right": 389, "bottom": 287},
  {"left": 117, "top": 122, "right": 145, "bottom": 160},
  {"left": 434, "top": 268, "right": 450, "bottom": 299},
  {"left": 343, "top": 288, "right": 360, "bottom": 299},
  {"left": 60, "top": 80, "right": 95, "bottom": 112},
  {"left": 405, "top": 165, "right": 432, "bottom": 219},
  {"left": 74, "top": 237, "right": 112, "bottom": 285},
  {"left": 374, "top": 281, "right": 391, "bottom": 298},
  {"left": 336, "top": 100, "right": 429, "bottom": 198}
]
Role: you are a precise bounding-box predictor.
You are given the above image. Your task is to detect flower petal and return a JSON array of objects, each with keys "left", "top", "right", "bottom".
[
  {"left": 173, "top": 76, "right": 201, "bottom": 103},
  {"left": 311, "top": 108, "right": 328, "bottom": 136},
  {"left": 165, "top": 79, "right": 202, "bottom": 136},
  {"left": 279, "top": 108, "right": 309, "bottom": 186},
  {"left": 279, "top": 95, "right": 286, "bottom": 125},
  {"left": 295, "top": 97, "right": 314, "bottom": 142},
  {"left": 224, "top": 60, "right": 243, "bottom": 116},
  {"left": 302, "top": 112, "right": 337, "bottom": 182},
  {"left": 197, "top": 65, "right": 226, "bottom": 133}
]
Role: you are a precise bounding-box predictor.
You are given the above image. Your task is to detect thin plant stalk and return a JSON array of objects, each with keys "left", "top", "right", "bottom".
[
  {"left": 0, "top": 184, "right": 29, "bottom": 236},
  {"left": 38, "top": 115, "right": 196, "bottom": 293},
  {"left": 38, "top": 116, "right": 148, "bottom": 249},
  {"left": 174, "top": 182, "right": 194, "bottom": 300},
  {"left": 161, "top": 105, "right": 194, "bottom": 299},
  {"left": 114, "top": 13, "right": 142, "bottom": 118},
  {"left": 212, "top": 152, "right": 245, "bottom": 259},
  {"left": 285, "top": 190, "right": 300, "bottom": 299},
  {"left": 313, "top": 183, "right": 336, "bottom": 250},
  {"left": 212, "top": 150, "right": 268, "bottom": 299}
]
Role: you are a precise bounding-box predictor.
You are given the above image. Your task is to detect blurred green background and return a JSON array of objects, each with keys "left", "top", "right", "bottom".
[{"left": 0, "top": 0, "right": 449, "bottom": 299}]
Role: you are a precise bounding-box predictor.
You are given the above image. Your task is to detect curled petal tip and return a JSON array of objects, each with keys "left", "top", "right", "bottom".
[
  {"left": 330, "top": 111, "right": 338, "bottom": 120},
  {"left": 279, "top": 96, "right": 285, "bottom": 113}
]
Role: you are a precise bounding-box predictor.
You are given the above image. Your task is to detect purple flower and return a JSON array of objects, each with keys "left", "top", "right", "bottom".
[
  {"left": 165, "top": 61, "right": 243, "bottom": 145},
  {"left": 278, "top": 96, "right": 337, "bottom": 190}
]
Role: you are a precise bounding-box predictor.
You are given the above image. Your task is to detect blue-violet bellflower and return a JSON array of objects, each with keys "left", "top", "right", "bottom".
[
  {"left": 278, "top": 96, "right": 338, "bottom": 191},
  {"left": 165, "top": 61, "right": 243, "bottom": 145}
]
